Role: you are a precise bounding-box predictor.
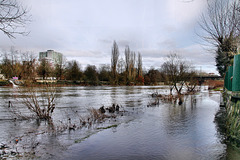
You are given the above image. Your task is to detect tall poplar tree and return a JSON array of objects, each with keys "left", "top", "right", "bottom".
[{"left": 111, "top": 41, "right": 119, "bottom": 85}]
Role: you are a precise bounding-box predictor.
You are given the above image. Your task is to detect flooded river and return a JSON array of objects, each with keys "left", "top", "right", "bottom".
[{"left": 0, "top": 86, "right": 240, "bottom": 159}]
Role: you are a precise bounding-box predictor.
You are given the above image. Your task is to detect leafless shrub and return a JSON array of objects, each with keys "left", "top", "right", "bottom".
[
  {"left": 147, "top": 97, "right": 160, "bottom": 107},
  {"left": 148, "top": 92, "right": 160, "bottom": 107},
  {"left": 22, "top": 84, "right": 56, "bottom": 120},
  {"left": 149, "top": 92, "right": 184, "bottom": 106},
  {"left": 53, "top": 105, "right": 120, "bottom": 133},
  {"left": 10, "top": 84, "right": 57, "bottom": 120},
  {"left": 88, "top": 108, "right": 107, "bottom": 122}
]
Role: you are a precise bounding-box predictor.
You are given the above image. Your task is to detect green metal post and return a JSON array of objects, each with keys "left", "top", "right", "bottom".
[
  {"left": 233, "top": 54, "right": 240, "bottom": 91},
  {"left": 228, "top": 66, "right": 233, "bottom": 91}
]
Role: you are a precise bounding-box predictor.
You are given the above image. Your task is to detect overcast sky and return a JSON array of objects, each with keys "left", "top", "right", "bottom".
[{"left": 0, "top": 0, "right": 218, "bottom": 74}]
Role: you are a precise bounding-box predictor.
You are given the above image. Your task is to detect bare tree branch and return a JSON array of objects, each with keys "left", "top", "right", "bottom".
[
  {"left": 198, "top": 0, "right": 240, "bottom": 46},
  {"left": 198, "top": 0, "right": 240, "bottom": 76},
  {"left": 0, "top": 0, "right": 31, "bottom": 38}
]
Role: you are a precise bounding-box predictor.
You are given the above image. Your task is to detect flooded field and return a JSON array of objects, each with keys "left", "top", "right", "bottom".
[{"left": 0, "top": 86, "right": 240, "bottom": 159}]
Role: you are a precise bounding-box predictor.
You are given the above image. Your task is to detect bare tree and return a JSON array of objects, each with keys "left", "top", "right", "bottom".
[
  {"left": 21, "top": 51, "right": 37, "bottom": 80},
  {"left": 124, "top": 46, "right": 140, "bottom": 85},
  {"left": 0, "top": 47, "right": 37, "bottom": 80},
  {"left": 1, "top": 49, "right": 13, "bottom": 78},
  {"left": 199, "top": 0, "right": 239, "bottom": 46},
  {"left": 129, "top": 51, "right": 136, "bottom": 82},
  {"left": 13, "top": 84, "right": 57, "bottom": 120},
  {"left": 0, "top": 46, "right": 20, "bottom": 78},
  {"left": 161, "top": 53, "right": 191, "bottom": 96},
  {"left": 198, "top": 0, "right": 240, "bottom": 76},
  {"left": 117, "top": 57, "right": 125, "bottom": 74},
  {"left": 137, "top": 52, "right": 143, "bottom": 77},
  {"left": 0, "top": 0, "right": 30, "bottom": 38},
  {"left": 185, "top": 71, "right": 198, "bottom": 93},
  {"left": 125, "top": 45, "right": 131, "bottom": 84},
  {"left": 54, "top": 58, "right": 66, "bottom": 80},
  {"left": 111, "top": 41, "right": 119, "bottom": 85}
]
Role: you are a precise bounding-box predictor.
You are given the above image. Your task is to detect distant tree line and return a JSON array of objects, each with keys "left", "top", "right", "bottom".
[{"left": 0, "top": 43, "right": 197, "bottom": 87}]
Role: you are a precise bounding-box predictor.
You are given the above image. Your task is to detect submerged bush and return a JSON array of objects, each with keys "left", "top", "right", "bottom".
[{"left": 10, "top": 84, "right": 57, "bottom": 120}]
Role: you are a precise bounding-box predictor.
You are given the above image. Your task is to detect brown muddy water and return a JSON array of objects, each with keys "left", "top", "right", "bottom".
[{"left": 0, "top": 86, "right": 240, "bottom": 159}]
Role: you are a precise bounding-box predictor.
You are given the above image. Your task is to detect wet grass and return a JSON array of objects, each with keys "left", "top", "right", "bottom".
[
  {"left": 212, "top": 87, "right": 223, "bottom": 91},
  {"left": 222, "top": 92, "right": 240, "bottom": 148},
  {"left": 74, "top": 124, "right": 119, "bottom": 143},
  {"left": 97, "top": 124, "right": 118, "bottom": 130}
]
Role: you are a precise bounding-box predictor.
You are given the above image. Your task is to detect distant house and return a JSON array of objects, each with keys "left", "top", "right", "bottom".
[
  {"left": 209, "top": 73, "right": 215, "bottom": 76},
  {"left": 0, "top": 74, "right": 6, "bottom": 80},
  {"left": 39, "top": 50, "right": 65, "bottom": 67},
  {"left": 0, "top": 69, "right": 6, "bottom": 80}
]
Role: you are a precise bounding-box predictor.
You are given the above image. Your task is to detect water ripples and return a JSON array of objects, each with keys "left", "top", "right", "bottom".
[{"left": 0, "top": 86, "right": 239, "bottom": 159}]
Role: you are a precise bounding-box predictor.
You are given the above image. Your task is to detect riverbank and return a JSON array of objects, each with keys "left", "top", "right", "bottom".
[
  {"left": 0, "top": 79, "right": 137, "bottom": 87},
  {"left": 0, "top": 79, "right": 224, "bottom": 89}
]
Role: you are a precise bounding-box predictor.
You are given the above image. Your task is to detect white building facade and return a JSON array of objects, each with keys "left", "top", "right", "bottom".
[{"left": 39, "top": 50, "right": 65, "bottom": 67}]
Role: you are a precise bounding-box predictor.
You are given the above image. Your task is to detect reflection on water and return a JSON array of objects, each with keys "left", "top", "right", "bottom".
[{"left": 0, "top": 86, "right": 240, "bottom": 159}]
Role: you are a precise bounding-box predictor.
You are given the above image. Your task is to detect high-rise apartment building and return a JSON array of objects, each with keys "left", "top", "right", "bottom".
[{"left": 39, "top": 50, "right": 64, "bottom": 66}]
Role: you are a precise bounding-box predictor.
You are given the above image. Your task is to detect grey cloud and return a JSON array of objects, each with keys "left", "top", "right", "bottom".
[
  {"left": 0, "top": 0, "right": 217, "bottom": 73},
  {"left": 117, "top": 40, "right": 131, "bottom": 48},
  {"left": 99, "top": 39, "right": 112, "bottom": 45},
  {"left": 158, "top": 39, "right": 177, "bottom": 49}
]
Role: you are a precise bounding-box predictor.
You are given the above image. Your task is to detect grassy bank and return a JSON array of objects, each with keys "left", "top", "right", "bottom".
[
  {"left": 223, "top": 91, "right": 240, "bottom": 148},
  {"left": 0, "top": 80, "right": 10, "bottom": 86}
]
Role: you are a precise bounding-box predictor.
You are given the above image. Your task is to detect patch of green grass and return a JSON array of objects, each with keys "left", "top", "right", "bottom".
[
  {"left": 97, "top": 124, "right": 118, "bottom": 130},
  {"left": 213, "top": 87, "right": 223, "bottom": 91},
  {"left": 74, "top": 124, "right": 118, "bottom": 143}
]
